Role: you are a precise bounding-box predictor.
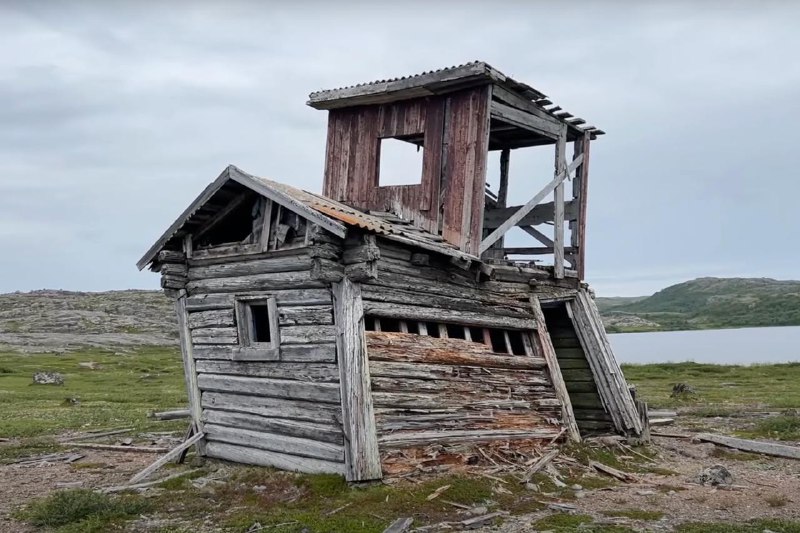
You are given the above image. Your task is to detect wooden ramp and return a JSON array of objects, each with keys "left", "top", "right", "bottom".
[{"left": 543, "top": 305, "right": 613, "bottom": 436}]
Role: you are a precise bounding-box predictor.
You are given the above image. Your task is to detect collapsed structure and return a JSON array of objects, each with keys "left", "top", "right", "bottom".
[{"left": 138, "top": 62, "right": 646, "bottom": 482}]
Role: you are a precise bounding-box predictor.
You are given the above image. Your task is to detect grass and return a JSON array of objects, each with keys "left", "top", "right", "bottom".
[
  {"left": 747, "top": 414, "right": 800, "bottom": 440},
  {"left": 602, "top": 508, "right": 664, "bottom": 520},
  {"left": 765, "top": 494, "right": 791, "bottom": 508},
  {"left": 676, "top": 519, "right": 800, "bottom": 532},
  {"left": 16, "top": 489, "right": 150, "bottom": 532},
  {"left": 0, "top": 347, "right": 186, "bottom": 441},
  {"left": 622, "top": 362, "right": 800, "bottom": 410}
]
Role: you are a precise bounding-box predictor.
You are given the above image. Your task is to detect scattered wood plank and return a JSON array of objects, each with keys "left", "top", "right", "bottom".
[
  {"left": 149, "top": 409, "right": 190, "bottom": 421},
  {"left": 67, "top": 443, "right": 169, "bottom": 453},
  {"left": 651, "top": 431, "right": 693, "bottom": 439},
  {"left": 425, "top": 484, "right": 451, "bottom": 501},
  {"left": 102, "top": 468, "right": 201, "bottom": 493},
  {"left": 650, "top": 418, "right": 675, "bottom": 426},
  {"left": 522, "top": 448, "right": 559, "bottom": 482},
  {"left": 383, "top": 517, "right": 413, "bottom": 533},
  {"left": 695, "top": 433, "right": 800, "bottom": 460},
  {"left": 325, "top": 502, "right": 353, "bottom": 516},
  {"left": 590, "top": 460, "right": 637, "bottom": 482},
  {"left": 461, "top": 512, "right": 506, "bottom": 529},
  {"left": 129, "top": 432, "right": 205, "bottom": 484},
  {"left": 61, "top": 428, "right": 133, "bottom": 442}
]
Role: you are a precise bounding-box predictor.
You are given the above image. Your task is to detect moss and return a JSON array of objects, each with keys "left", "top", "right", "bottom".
[
  {"left": 16, "top": 489, "right": 150, "bottom": 530},
  {"left": 676, "top": 519, "right": 800, "bottom": 532},
  {"left": 534, "top": 513, "right": 594, "bottom": 530}
]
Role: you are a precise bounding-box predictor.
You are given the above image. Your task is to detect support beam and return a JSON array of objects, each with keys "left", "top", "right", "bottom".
[
  {"left": 520, "top": 226, "right": 554, "bottom": 247},
  {"left": 491, "top": 85, "right": 564, "bottom": 137},
  {"left": 258, "top": 199, "right": 273, "bottom": 251},
  {"left": 554, "top": 131, "right": 567, "bottom": 279},
  {"left": 483, "top": 200, "right": 578, "bottom": 229},
  {"left": 490, "top": 100, "right": 561, "bottom": 139},
  {"left": 332, "top": 278, "right": 382, "bottom": 481},
  {"left": 504, "top": 246, "right": 577, "bottom": 255},
  {"left": 571, "top": 132, "right": 591, "bottom": 279},
  {"left": 479, "top": 153, "right": 583, "bottom": 254},
  {"left": 175, "top": 292, "right": 205, "bottom": 455},
  {"left": 484, "top": 148, "right": 511, "bottom": 260},
  {"left": 194, "top": 192, "right": 250, "bottom": 242}
]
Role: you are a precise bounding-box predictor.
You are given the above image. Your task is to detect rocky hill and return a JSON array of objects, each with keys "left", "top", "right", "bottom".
[
  {"left": 0, "top": 290, "right": 176, "bottom": 352},
  {"left": 598, "top": 277, "right": 800, "bottom": 333}
]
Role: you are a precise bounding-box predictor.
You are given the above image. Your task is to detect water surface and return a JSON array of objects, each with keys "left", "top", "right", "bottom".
[{"left": 608, "top": 325, "right": 800, "bottom": 365}]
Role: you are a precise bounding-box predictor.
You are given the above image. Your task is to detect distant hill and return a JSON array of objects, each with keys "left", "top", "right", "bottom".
[
  {"left": 0, "top": 290, "right": 176, "bottom": 352},
  {"left": 598, "top": 277, "right": 800, "bottom": 333}
]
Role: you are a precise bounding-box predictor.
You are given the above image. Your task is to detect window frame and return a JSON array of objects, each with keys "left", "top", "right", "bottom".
[{"left": 235, "top": 296, "right": 280, "bottom": 349}]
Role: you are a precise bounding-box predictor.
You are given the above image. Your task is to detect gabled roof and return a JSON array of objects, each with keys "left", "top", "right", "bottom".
[
  {"left": 137, "top": 165, "right": 476, "bottom": 271},
  {"left": 307, "top": 61, "right": 604, "bottom": 140}
]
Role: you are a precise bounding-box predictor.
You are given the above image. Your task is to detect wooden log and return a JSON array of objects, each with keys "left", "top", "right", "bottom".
[
  {"left": 195, "top": 360, "right": 339, "bottom": 382},
  {"left": 279, "top": 325, "right": 336, "bottom": 345},
  {"left": 197, "top": 374, "right": 341, "bottom": 403},
  {"left": 203, "top": 409, "right": 343, "bottom": 445},
  {"left": 553, "top": 129, "right": 567, "bottom": 279},
  {"left": 202, "top": 392, "right": 341, "bottom": 424},
  {"left": 523, "top": 448, "right": 559, "bottom": 482},
  {"left": 185, "top": 271, "right": 326, "bottom": 295},
  {"left": 311, "top": 257, "right": 345, "bottom": 282},
  {"left": 176, "top": 294, "right": 205, "bottom": 455},
  {"left": 185, "top": 288, "right": 331, "bottom": 311},
  {"left": 383, "top": 517, "right": 414, "bottom": 533},
  {"left": 128, "top": 432, "right": 205, "bottom": 484},
  {"left": 695, "top": 433, "right": 800, "bottom": 460},
  {"left": 362, "top": 301, "right": 536, "bottom": 330},
  {"left": 187, "top": 309, "right": 235, "bottom": 329},
  {"left": 277, "top": 305, "right": 334, "bottom": 326},
  {"left": 360, "top": 285, "right": 531, "bottom": 319},
  {"left": 205, "top": 424, "right": 344, "bottom": 462},
  {"left": 590, "top": 460, "right": 637, "bottom": 482},
  {"left": 343, "top": 244, "right": 380, "bottom": 264},
  {"left": 191, "top": 327, "right": 238, "bottom": 345},
  {"left": 379, "top": 428, "right": 561, "bottom": 448},
  {"left": 149, "top": 409, "right": 190, "bottom": 421},
  {"left": 157, "top": 250, "right": 185, "bottom": 263},
  {"left": 370, "top": 376, "right": 551, "bottom": 396},
  {"left": 369, "top": 360, "right": 548, "bottom": 384},
  {"left": 206, "top": 441, "right": 345, "bottom": 476},
  {"left": 193, "top": 343, "right": 336, "bottom": 363},
  {"left": 187, "top": 254, "right": 312, "bottom": 281},
  {"left": 344, "top": 262, "right": 378, "bottom": 281},
  {"left": 366, "top": 332, "right": 546, "bottom": 369},
  {"left": 372, "top": 392, "right": 540, "bottom": 411},
  {"left": 332, "top": 278, "right": 382, "bottom": 481}
]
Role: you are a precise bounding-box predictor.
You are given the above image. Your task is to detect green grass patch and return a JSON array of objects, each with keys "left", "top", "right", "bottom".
[
  {"left": 746, "top": 415, "right": 800, "bottom": 441},
  {"left": 602, "top": 508, "right": 664, "bottom": 520},
  {"left": 16, "top": 489, "right": 150, "bottom": 532},
  {"left": 534, "top": 513, "right": 594, "bottom": 530},
  {"left": 0, "top": 436, "right": 64, "bottom": 463},
  {"left": 0, "top": 347, "right": 185, "bottom": 439},
  {"left": 623, "top": 362, "right": 800, "bottom": 410}
]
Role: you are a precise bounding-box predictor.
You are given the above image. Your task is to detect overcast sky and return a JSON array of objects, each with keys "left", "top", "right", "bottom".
[{"left": 1, "top": 1, "right": 798, "bottom": 296}]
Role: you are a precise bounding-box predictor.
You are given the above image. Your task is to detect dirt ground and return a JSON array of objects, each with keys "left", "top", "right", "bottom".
[{"left": 2, "top": 429, "right": 799, "bottom": 532}]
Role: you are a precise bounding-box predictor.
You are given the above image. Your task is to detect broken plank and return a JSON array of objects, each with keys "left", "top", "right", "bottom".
[
  {"left": 695, "top": 433, "right": 800, "bottom": 460},
  {"left": 590, "top": 460, "right": 637, "bottom": 482},
  {"left": 129, "top": 432, "right": 205, "bottom": 484}
]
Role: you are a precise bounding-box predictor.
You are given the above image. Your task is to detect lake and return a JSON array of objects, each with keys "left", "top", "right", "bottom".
[{"left": 608, "top": 325, "right": 800, "bottom": 365}]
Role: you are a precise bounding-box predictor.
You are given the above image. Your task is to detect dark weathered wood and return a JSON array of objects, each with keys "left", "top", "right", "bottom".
[
  {"left": 571, "top": 131, "right": 591, "bottom": 279},
  {"left": 490, "top": 100, "right": 561, "bottom": 138},
  {"left": 332, "top": 278, "right": 382, "bottom": 481},
  {"left": 197, "top": 374, "right": 341, "bottom": 404},
  {"left": 187, "top": 309, "right": 235, "bottom": 329},
  {"left": 188, "top": 254, "right": 312, "bottom": 281},
  {"left": 186, "top": 271, "right": 326, "bottom": 295},
  {"left": 280, "top": 325, "right": 336, "bottom": 345},
  {"left": 695, "top": 434, "right": 800, "bottom": 460},
  {"left": 553, "top": 130, "right": 567, "bottom": 278},
  {"left": 191, "top": 327, "right": 238, "bottom": 345},
  {"left": 202, "top": 392, "right": 341, "bottom": 424},
  {"left": 529, "top": 297, "right": 580, "bottom": 442},
  {"left": 185, "top": 288, "right": 332, "bottom": 311},
  {"left": 277, "top": 305, "right": 333, "bottom": 326},
  {"left": 379, "top": 428, "right": 561, "bottom": 448},
  {"left": 483, "top": 200, "right": 578, "bottom": 229},
  {"left": 195, "top": 360, "right": 339, "bottom": 382},
  {"left": 193, "top": 343, "right": 336, "bottom": 363},
  {"left": 203, "top": 410, "right": 343, "bottom": 445},
  {"left": 366, "top": 332, "right": 546, "bottom": 369}
]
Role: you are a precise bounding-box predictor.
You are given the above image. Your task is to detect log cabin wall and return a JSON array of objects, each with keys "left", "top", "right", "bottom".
[
  {"left": 165, "top": 237, "right": 349, "bottom": 476},
  {"left": 351, "top": 237, "right": 580, "bottom": 474},
  {"left": 322, "top": 86, "right": 491, "bottom": 256}
]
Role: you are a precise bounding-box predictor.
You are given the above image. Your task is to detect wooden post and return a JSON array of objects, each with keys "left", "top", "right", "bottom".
[
  {"left": 485, "top": 148, "right": 510, "bottom": 260},
  {"left": 571, "top": 132, "right": 591, "bottom": 279},
  {"left": 553, "top": 130, "right": 566, "bottom": 279},
  {"left": 175, "top": 292, "right": 205, "bottom": 455},
  {"left": 529, "top": 297, "right": 581, "bottom": 442},
  {"left": 332, "top": 278, "right": 382, "bottom": 481}
]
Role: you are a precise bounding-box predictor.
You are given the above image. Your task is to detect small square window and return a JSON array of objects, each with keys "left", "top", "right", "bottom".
[{"left": 236, "top": 297, "right": 279, "bottom": 348}]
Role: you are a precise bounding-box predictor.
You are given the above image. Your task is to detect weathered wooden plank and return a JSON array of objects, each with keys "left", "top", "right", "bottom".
[
  {"left": 483, "top": 200, "right": 578, "bottom": 229},
  {"left": 185, "top": 289, "right": 331, "bottom": 311},
  {"left": 188, "top": 254, "right": 312, "bottom": 281},
  {"left": 185, "top": 271, "right": 326, "bottom": 295},
  {"left": 128, "top": 432, "right": 205, "bottom": 484},
  {"left": 191, "top": 327, "right": 238, "bottom": 345},
  {"left": 332, "top": 278, "right": 382, "bottom": 482},
  {"left": 193, "top": 343, "right": 336, "bottom": 363},
  {"left": 490, "top": 100, "right": 562, "bottom": 138},
  {"left": 553, "top": 130, "right": 567, "bottom": 279},
  {"left": 371, "top": 376, "right": 552, "bottom": 396},
  {"left": 694, "top": 434, "right": 800, "bottom": 460},
  {"left": 203, "top": 409, "right": 343, "bottom": 445},
  {"left": 379, "top": 428, "right": 562, "bottom": 448},
  {"left": 362, "top": 301, "right": 536, "bottom": 330},
  {"left": 558, "top": 358, "right": 591, "bottom": 370},
  {"left": 197, "top": 374, "right": 341, "bottom": 404},
  {"left": 529, "top": 297, "right": 580, "bottom": 442},
  {"left": 202, "top": 392, "right": 341, "bottom": 424},
  {"left": 280, "top": 325, "right": 337, "bottom": 345},
  {"left": 187, "top": 309, "right": 235, "bottom": 329},
  {"left": 278, "top": 305, "right": 334, "bottom": 326},
  {"left": 206, "top": 441, "right": 345, "bottom": 475},
  {"left": 368, "top": 360, "right": 547, "bottom": 384},
  {"left": 366, "top": 332, "right": 546, "bottom": 370},
  {"left": 195, "top": 360, "right": 338, "bottom": 382},
  {"left": 571, "top": 132, "right": 591, "bottom": 279},
  {"left": 372, "top": 391, "right": 549, "bottom": 411},
  {"left": 175, "top": 294, "right": 205, "bottom": 455},
  {"left": 375, "top": 411, "right": 550, "bottom": 433}
]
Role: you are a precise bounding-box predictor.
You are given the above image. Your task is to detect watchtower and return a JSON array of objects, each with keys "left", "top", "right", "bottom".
[{"left": 308, "top": 61, "right": 603, "bottom": 278}]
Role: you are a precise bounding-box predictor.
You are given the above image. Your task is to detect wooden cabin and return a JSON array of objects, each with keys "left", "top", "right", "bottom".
[{"left": 137, "top": 62, "right": 646, "bottom": 482}]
